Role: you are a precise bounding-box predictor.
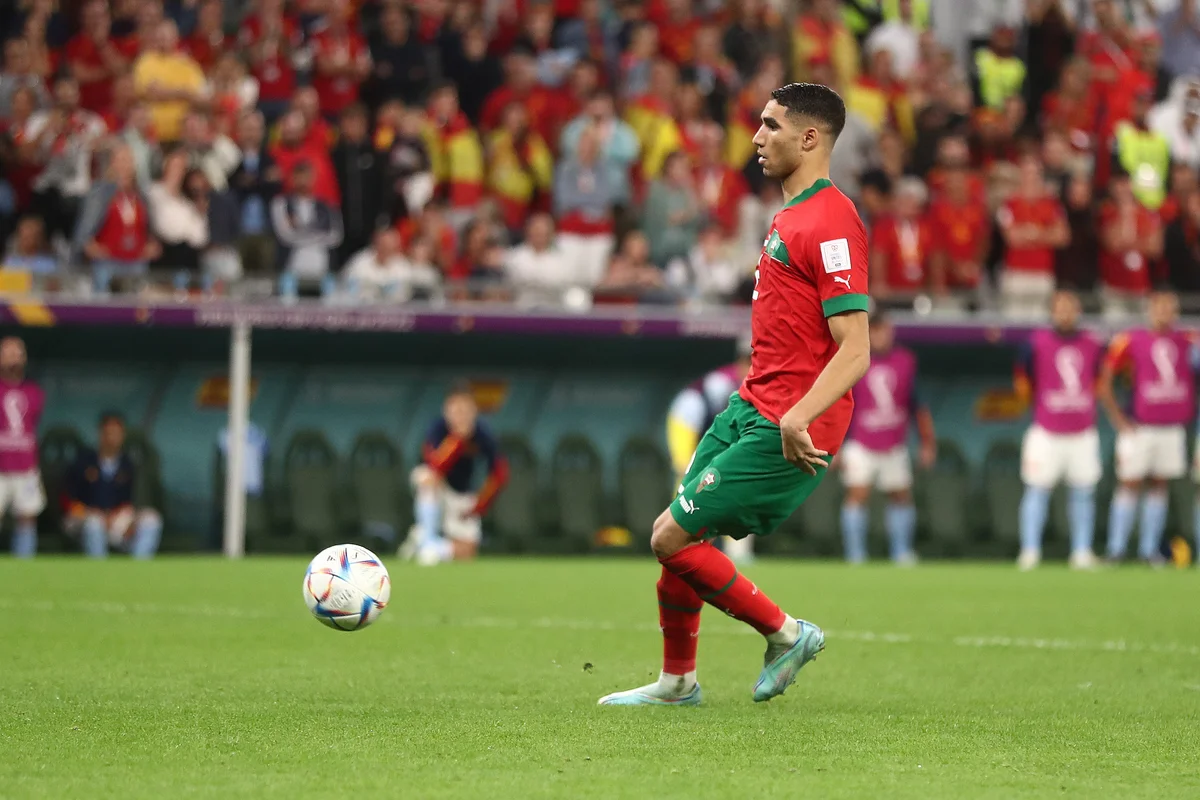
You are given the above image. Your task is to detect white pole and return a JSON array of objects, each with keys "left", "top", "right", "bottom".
[{"left": 223, "top": 319, "right": 251, "bottom": 558}]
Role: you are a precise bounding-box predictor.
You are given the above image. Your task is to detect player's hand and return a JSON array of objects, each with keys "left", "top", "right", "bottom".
[{"left": 779, "top": 414, "right": 828, "bottom": 476}]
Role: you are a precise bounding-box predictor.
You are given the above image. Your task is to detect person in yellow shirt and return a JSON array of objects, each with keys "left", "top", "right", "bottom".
[{"left": 132, "top": 20, "right": 206, "bottom": 143}]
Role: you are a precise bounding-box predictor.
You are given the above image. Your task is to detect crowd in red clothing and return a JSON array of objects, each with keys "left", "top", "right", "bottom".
[{"left": 0, "top": 0, "right": 1195, "bottom": 313}]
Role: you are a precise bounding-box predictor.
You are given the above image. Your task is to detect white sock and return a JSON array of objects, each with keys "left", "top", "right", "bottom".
[
  {"left": 657, "top": 670, "right": 697, "bottom": 693},
  {"left": 765, "top": 615, "right": 800, "bottom": 647}
]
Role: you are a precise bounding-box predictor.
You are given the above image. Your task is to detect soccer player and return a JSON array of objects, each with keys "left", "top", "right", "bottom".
[
  {"left": 0, "top": 337, "right": 45, "bottom": 558},
  {"left": 666, "top": 336, "right": 753, "bottom": 563},
  {"left": 402, "top": 383, "right": 508, "bottom": 565},
  {"left": 1013, "top": 290, "right": 1104, "bottom": 570},
  {"left": 599, "top": 83, "right": 870, "bottom": 706},
  {"left": 839, "top": 311, "right": 935, "bottom": 565},
  {"left": 1099, "top": 291, "right": 1195, "bottom": 565}
]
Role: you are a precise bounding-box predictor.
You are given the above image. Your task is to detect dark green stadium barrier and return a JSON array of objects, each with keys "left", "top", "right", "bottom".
[
  {"left": 983, "top": 440, "right": 1023, "bottom": 556},
  {"left": 282, "top": 429, "right": 342, "bottom": 552},
  {"left": 618, "top": 436, "right": 672, "bottom": 550},
  {"left": 550, "top": 434, "right": 604, "bottom": 553},
  {"left": 921, "top": 439, "right": 972, "bottom": 557},
  {"left": 347, "top": 431, "right": 409, "bottom": 557},
  {"left": 789, "top": 469, "right": 842, "bottom": 558},
  {"left": 214, "top": 444, "right": 279, "bottom": 553},
  {"left": 35, "top": 425, "right": 86, "bottom": 552},
  {"left": 488, "top": 433, "right": 540, "bottom": 552}
]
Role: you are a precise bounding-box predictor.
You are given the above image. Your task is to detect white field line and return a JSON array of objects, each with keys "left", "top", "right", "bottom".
[{"left": 0, "top": 597, "right": 1198, "bottom": 658}]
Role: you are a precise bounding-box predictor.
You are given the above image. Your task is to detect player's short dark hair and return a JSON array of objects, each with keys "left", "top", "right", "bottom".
[
  {"left": 99, "top": 410, "right": 125, "bottom": 428},
  {"left": 770, "top": 83, "right": 846, "bottom": 141},
  {"left": 446, "top": 381, "right": 474, "bottom": 401}
]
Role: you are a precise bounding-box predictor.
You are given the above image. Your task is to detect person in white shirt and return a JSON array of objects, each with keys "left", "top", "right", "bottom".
[
  {"left": 866, "top": 1, "right": 921, "bottom": 80},
  {"left": 148, "top": 148, "right": 210, "bottom": 271},
  {"left": 505, "top": 213, "right": 575, "bottom": 306},
  {"left": 343, "top": 228, "right": 439, "bottom": 302},
  {"left": 270, "top": 161, "right": 343, "bottom": 284},
  {"left": 1150, "top": 76, "right": 1200, "bottom": 169}
]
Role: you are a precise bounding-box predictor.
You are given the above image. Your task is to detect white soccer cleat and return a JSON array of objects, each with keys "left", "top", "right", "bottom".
[
  {"left": 1069, "top": 549, "right": 1099, "bottom": 570},
  {"left": 1017, "top": 548, "right": 1041, "bottom": 571}
]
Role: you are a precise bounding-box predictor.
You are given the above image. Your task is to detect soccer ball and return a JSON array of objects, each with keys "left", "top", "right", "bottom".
[{"left": 303, "top": 544, "right": 391, "bottom": 631}]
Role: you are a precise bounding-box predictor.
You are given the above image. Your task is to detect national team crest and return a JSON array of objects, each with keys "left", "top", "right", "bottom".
[{"left": 697, "top": 469, "right": 721, "bottom": 492}]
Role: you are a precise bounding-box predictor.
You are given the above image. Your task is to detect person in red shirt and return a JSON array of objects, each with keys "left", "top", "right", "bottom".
[
  {"left": 479, "top": 49, "right": 560, "bottom": 141},
  {"left": 997, "top": 155, "right": 1070, "bottom": 317},
  {"left": 183, "top": 0, "right": 228, "bottom": 71},
  {"left": 309, "top": 0, "right": 372, "bottom": 119},
  {"left": 73, "top": 143, "right": 160, "bottom": 289},
  {"left": 654, "top": 0, "right": 701, "bottom": 65},
  {"left": 240, "top": 0, "right": 301, "bottom": 121},
  {"left": 870, "top": 176, "right": 933, "bottom": 299},
  {"left": 1041, "top": 58, "right": 1099, "bottom": 154},
  {"left": 65, "top": 0, "right": 138, "bottom": 115},
  {"left": 269, "top": 110, "right": 340, "bottom": 206},
  {"left": 1098, "top": 173, "right": 1163, "bottom": 316},
  {"left": 928, "top": 159, "right": 990, "bottom": 296}
]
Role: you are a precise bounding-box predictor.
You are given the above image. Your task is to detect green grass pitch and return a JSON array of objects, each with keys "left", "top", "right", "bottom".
[{"left": 2, "top": 557, "right": 1199, "bottom": 799}]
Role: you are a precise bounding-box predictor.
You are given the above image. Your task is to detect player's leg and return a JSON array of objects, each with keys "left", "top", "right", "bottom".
[
  {"left": 0, "top": 474, "right": 26, "bottom": 557},
  {"left": 409, "top": 465, "right": 449, "bottom": 565},
  {"left": 442, "top": 490, "right": 481, "bottom": 562},
  {"left": 1065, "top": 429, "right": 1102, "bottom": 569},
  {"left": 80, "top": 512, "right": 109, "bottom": 558},
  {"left": 1017, "top": 426, "right": 1060, "bottom": 570},
  {"left": 1108, "top": 427, "right": 1146, "bottom": 561},
  {"left": 838, "top": 442, "right": 872, "bottom": 564},
  {"left": 128, "top": 509, "right": 163, "bottom": 560},
  {"left": 879, "top": 446, "right": 917, "bottom": 565},
  {"left": 599, "top": 417, "right": 735, "bottom": 706},
  {"left": 1137, "top": 426, "right": 1184, "bottom": 565},
  {"left": 10, "top": 470, "right": 44, "bottom": 559}
]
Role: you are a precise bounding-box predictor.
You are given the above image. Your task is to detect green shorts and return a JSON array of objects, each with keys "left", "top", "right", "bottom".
[{"left": 669, "top": 394, "right": 826, "bottom": 541}]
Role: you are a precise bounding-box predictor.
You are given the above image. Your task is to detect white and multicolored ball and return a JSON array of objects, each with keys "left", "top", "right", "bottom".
[{"left": 303, "top": 544, "right": 391, "bottom": 631}]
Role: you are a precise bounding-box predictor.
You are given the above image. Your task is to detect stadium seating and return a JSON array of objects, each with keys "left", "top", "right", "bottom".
[
  {"left": 281, "top": 429, "right": 342, "bottom": 552},
  {"left": 487, "top": 433, "right": 541, "bottom": 553},
  {"left": 550, "top": 434, "right": 605, "bottom": 552},
  {"left": 346, "top": 431, "right": 410, "bottom": 556},
  {"left": 982, "top": 440, "right": 1023, "bottom": 556},
  {"left": 617, "top": 436, "right": 673, "bottom": 548},
  {"left": 34, "top": 425, "right": 86, "bottom": 552}
]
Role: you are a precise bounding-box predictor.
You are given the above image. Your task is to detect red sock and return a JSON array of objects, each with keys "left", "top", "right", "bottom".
[
  {"left": 657, "top": 567, "right": 701, "bottom": 675},
  {"left": 660, "top": 542, "right": 786, "bottom": 636}
]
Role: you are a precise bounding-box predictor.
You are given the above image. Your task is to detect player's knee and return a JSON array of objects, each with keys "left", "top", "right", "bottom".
[
  {"left": 843, "top": 486, "right": 870, "bottom": 506},
  {"left": 887, "top": 489, "right": 912, "bottom": 505},
  {"left": 651, "top": 511, "right": 689, "bottom": 560}
]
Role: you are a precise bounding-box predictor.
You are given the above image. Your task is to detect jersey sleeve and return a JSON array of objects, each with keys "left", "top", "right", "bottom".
[
  {"left": 1104, "top": 333, "right": 1132, "bottom": 374},
  {"left": 471, "top": 425, "right": 509, "bottom": 515},
  {"left": 422, "top": 418, "right": 468, "bottom": 475},
  {"left": 1014, "top": 341, "right": 1034, "bottom": 399},
  {"left": 802, "top": 205, "right": 871, "bottom": 318}
]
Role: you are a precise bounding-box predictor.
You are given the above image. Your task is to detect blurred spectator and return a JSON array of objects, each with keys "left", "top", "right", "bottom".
[
  {"left": 618, "top": 22, "right": 658, "bottom": 99},
  {"left": 4, "top": 215, "right": 57, "bottom": 274},
  {"left": 397, "top": 199, "right": 457, "bottom": 276},
  {"left": 480, "top": 49, "right": 557, "bottom": 143},
  {"left": 149, "top": 149, "right": 209, "bottom": 272},
  {"left": 867, "top": 0, "right": 923, "bottom": 81},
  {"left": 792, "top": 0, "right": 859, "bottom": 88},
  {"left": 6, "top": 0, "right": 69, "bottom": 51},
  {"left": 1057, "top": 170, "right": 1100, "bottom": 290},
  {"left": 515, "top": 1, "right": 578, "bottom": 88},
  {"left": 331, "top": 103, "right": 386, "bottom": 267},
  {"left": 103, "top": 73, "right": 137, "bottom": 133},
  {"left": 442, "top": 24, "right": 502, "bottom": 124},
  {"left": 505, "top": 212, "right": 575, "bottom": 305},
  {"left": 559, "top": 89, "right": 640, "bottom": 209},
  {"left": 1162, "top": 162, "right": 1199, "bottom": 223},
  {"left": 180, "top": 111, "right": 239, "bottom": 192},
  {"left": 929, "top": 160, "right": 990, "bottom": 298},
  {"left": 1024, "top": 0, "right": 1076, "bottom": 115},
  {"left": 270, "top": 161, "right": 343, "bottom": 284},
  {"left": 1164, "top": 187, "right": 1200, "bottom": 292},
  {"left": 133, "top": 20, "right": 205, "bottom": 143},
  {"left": 65, "top": 0, "right": 137, "bottom": 116},
  {"left": 310, "top": 0, "right": 372, "bottom": 119},
  {"left": 554, "top": 126, "right": 617, "bottom": 287},
  {"left": 117, "top": 102, "right": 158, "bottom": 191},
  {"left": 0, "top": 87, "right": 39, "bottom": 239},
  {"left": 74, "top": 144, "right": 159, "bottom": 288},
  {"left": 625, "top": 59, "right": 683, "bottom": 180},
  {"left": 1150, "top": 77, "right": 1200, "bottom": 169},
  {"left": 686, "top": 24, "right": 737, "bottom": 123},
  {"left": 0, "top": 39, "right": 48, "bottom": 118},
  {"left": 181, "top": 0, "right": 227, "bottom": 71},
  {"left": 1042, "top": 58, "right": 1098, "bottom": 154},
  {"left": 19, "top": 9, "right": 56, "bottom": 85},
  {"left": 202, "top": 186, "right": 243, "bottom": 286},
  {"left": 1158, "top": 0, "right": 1200, "bottom": 81},
  {"left": 1098, "top": 172, "right": 1163, "bottom": 319},
  {"left": 972, "top": 25, "right": 1025, "bottom": 111},
  {"left": 554, "top": 60, "right": 602, "bottom": 143},
  {"left": 64, "top": 411, "right": 162, "bottom": 560},
  {"left": 240, "top": 0, "right": 303, "bottom": 122},
  {"left": 643, "top": 151, "right": 703, "bottom": 267},
  {"left": 871, "top": 176, "right": 934, "bottom": 300},
  {"left": 25, "top": 75, "right": 107, "bottom": 243},
  {"left": 555, "top": 0, "right": 620, "bottom": 73},
  {"left": 229, "top": 110, "right": 280, "bottom": 274},
  {"left": 368, "top": 2, "right": 439, "bottom": 108},
  {"left": 726, "top": 53, "right": 785, "bottom": 174},
  {"left": 1112, "top": 87, "right": 1170, "bottom": 211},
  {"left": 997, "top": 155, "right": 1070, "bottom": 317},
  {"left": 595, "top": 230, "right": 673, "bottom": 305},
  {"left": 343, "top": 227, "right": 439, "bottom": 302},
  {"left": 424, "top": 82, "right": 485, "bottom": 231},
  {"left": 208, "top": 53, "right": 260, "bottom": 140},
  {"left": 847, "top": 47, "right": 914, "bottom": 143},
  {"left": 286, "top": 88, "right": 334, "bottom": 150},
  {"left": 722, "top": 0, "right": 780, "bottom": 81},
  {"left": 381, "top": 104, "right": 434, "bottom": 219},
  {"left": 668, "top": 227, "right": 743, "bottom": 303},
  {"left": 693, "top": 122, "right": 748, "bottom": 237},
  {"left": 653, "top": 0, "right": 701, "bottom": 65},
  {"left": 486, "top": 102, "right": 553, "bottom": 237},
  {"left": 270, "top": 110, "right": 340, "bottom": 207}
]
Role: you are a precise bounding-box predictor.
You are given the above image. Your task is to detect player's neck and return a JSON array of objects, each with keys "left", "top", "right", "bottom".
[{"left": 781, "top": 161, "right": 831, "bottom": 205}]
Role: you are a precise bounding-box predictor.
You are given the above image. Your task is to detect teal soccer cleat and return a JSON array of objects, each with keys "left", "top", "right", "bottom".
[
  {"left": 753, "top": 620, "right": 825, "bottom": 702},
  {"left": 597, "top": 683, "right": 703, "bottom": 706}
]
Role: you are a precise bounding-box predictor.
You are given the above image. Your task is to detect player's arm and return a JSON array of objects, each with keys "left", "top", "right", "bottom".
[
  {"left": 911, "top": 387, "right": 937, "bottom": 468},
  {"left": 1098, "top": 334, "right": 1132, "bottom": 433},
  {"left": 1013, "top": 341, "right": 1034, "bottom": 405},
  {"left": 471, "top": 429, "right": 509, "bottom": 516},
  {"left": 421, "top": 420, "right": 469, "bottom": 476}
]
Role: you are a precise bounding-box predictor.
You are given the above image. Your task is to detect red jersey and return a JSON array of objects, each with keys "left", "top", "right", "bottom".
[
  {"left": 93, "top": 190, "right": 149, "bottom": 261},
  {"left": 310, "top": 30, "right": 369, "bottom": 115},
  {"left": 739, "top": 178, "right": 869, "bottom": 454},
  {"left": 270, "top": 141, "right": 341, "bottom": 206},
  {"left": 64, "top": 34, "right": 139, "bottom": 113},
  {"left": 183, "top": 30, "right": 229, "bottom": 70},
  {"left": 871, "top": 215, "right": 933, "bottom": 292},
  {"left": 928, "top": 197, "right": 990, "bottom": 267},
  {"left": 1098, "top": 202, "right": 1158, "bottom": 293},
  {"left": 999, "top": 195, "right": 1065, "bottom": 274}
]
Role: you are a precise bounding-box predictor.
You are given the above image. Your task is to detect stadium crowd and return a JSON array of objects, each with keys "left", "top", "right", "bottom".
[{"left": 0, "top": 0, "right": 1197, "bottom": 314}]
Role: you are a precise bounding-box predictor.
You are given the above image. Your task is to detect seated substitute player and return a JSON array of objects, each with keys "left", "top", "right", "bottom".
[
  {"left": 666, "top": 335, "right": 753, "bottom": 564},
  {"left": 403, "top": 383, "right": 509, "bottom": 565},
  {"left": 1099, "top": 291, "right": 1196, "bottom": 565},
  {"left": 0, "top": 337, "right": 46, "bottom": 558},
  {"left": 839, "top": 311, "right": 935, "bottom": 565},
  {"left": 1014, "top": 290, "right": 1103, "bottom": 571},
  {"left": 599, "top": 83, "right": 871, "bottom": 707},
  {"left": 63, "top": 412, "right": 162, "bottom": 559}
]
